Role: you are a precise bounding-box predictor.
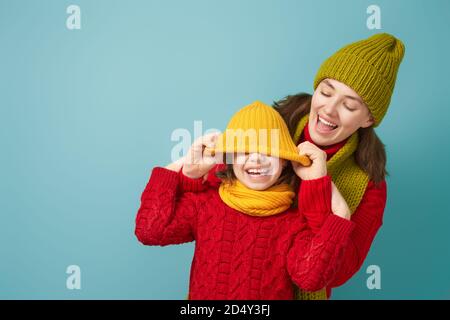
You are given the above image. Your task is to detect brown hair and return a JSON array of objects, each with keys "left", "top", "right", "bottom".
[{"left": 273, "top": 93, "right": 387, "bottom": 184}]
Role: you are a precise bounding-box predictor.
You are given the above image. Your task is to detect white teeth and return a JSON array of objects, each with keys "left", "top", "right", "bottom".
[
  {"left": 247, "top": 168, "right": 270, "bottom": 175},
  {"left": 319, "top": 116, "right": 338, "bottom": 128}
]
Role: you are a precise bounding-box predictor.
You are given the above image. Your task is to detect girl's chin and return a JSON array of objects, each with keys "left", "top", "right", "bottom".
[
  {"left": 244, "top": 183, "right": 271, "bottom": 191},
  {"left": 241, "top": 174, "right": 273, "bottom": 190}
]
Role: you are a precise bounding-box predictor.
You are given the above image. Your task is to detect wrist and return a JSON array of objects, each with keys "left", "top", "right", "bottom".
[
  {"left": 165, "top": 163, "right": 182, "bottom": 172},
  {"left": 333, "top": 205, "right": 351, "bottom": 220},
  {"left": 299, "top": 175, "right": 332, "bottom": 217},
  {"left": 303, "top": 172, "right": 328, "bottom": 180},
  {"left": 182, "top": 167, "right": 201, "bottom": 179}
]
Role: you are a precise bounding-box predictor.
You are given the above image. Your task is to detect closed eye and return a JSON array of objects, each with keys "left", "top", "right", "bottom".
[{"left": 344, "top": 104, "right": 356, "bottom": 111}]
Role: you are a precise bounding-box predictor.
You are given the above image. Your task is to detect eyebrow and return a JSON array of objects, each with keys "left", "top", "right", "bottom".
[{"left": 322, "top": 80, "right": 364, "bottom": 105}]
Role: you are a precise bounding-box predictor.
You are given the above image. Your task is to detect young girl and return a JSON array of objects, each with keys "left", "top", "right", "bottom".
[{"left": 135, "top": 101, "right": 355, "bottom": 300}]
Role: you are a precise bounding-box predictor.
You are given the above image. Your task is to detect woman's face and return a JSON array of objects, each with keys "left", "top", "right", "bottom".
[
  {"left": 309, "top": 78, "right": 374, "bottom": 146},
  {"left": 233, "top": 153, "right": 286, "bottom": 191}
]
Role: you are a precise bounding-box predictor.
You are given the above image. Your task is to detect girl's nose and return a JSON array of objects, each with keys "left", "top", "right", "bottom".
[{"left": 247, "top": 153, "right": 265, "bottom": 164}]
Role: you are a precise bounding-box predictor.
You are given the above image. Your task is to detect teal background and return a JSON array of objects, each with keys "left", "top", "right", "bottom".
[{"left": 1, "top": 0, "right": 449, "bottom": 299}]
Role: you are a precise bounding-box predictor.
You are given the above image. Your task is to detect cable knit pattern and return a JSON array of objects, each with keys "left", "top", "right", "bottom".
[
  {"left": 300, "top": 178, "right": 386, "bottom": 290},
  {"left": 180, "top": 160, "right": 386, "bottom": 299},
  {"left": 294, "top": 116, "right": 387, "bottom": 298},
  {"left": 135, "top": 167, "right": 355, "bottom": 300},
  {"left": 135, "top": 168, "right": 198, "bottom": 246}
]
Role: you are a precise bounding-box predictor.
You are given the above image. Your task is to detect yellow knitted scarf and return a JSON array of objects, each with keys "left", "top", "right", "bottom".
[
  {"left": 219, "top": 179, "right": 295, "bottom": 216},
  {"left": 293, "top": 114, "right": 370, "bottom": 300}
]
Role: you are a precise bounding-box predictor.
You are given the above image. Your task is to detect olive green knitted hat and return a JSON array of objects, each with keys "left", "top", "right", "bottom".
[{"left": 313, "top": 33, "right": 405, "bottom": 127}]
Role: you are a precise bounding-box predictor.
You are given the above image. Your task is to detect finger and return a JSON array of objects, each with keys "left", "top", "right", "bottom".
[
  {"left": 297, "top": 141, "right": 315, "bottom": 148},
  {"left": 202, "top": 153, "right": 217, "bottom": 165},
  {"left": 193, "top": 133, "right": 214, "bottom": 148},
  {"left": 203, "top": 146, "right": 215, "bottom": 158},
  {"left": 297, "top": 142, "right": 315, "bottom": 152},
  {"left": 202, "top": 132, "right": 220, "bottom": 147},
  {"left": 297, "top": 155, "right": 312, "bottom": 167},
  {"left": 299, "top": 142, "right": 322, "bottom": 153},
  {"left": 187, "top": 143, "right": 204, "bottom": 164},
  {"left": 297, "top": 144, "right": 324, "bottom": 159},
  {"left": 297, "top": 145, "right": 315, "bottom": 156}
]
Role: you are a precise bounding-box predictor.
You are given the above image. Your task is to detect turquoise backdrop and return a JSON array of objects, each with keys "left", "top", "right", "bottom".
[{"left": 1, "top": 0, "right": 449, "bottom": 299}]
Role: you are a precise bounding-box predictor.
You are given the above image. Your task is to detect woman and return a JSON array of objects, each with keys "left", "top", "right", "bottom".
[{"left": 274, "top": 32, "right": 405, "bottom": 299}]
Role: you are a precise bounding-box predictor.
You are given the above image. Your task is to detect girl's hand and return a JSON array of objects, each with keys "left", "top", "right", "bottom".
[
  {"left": 331, "top": 182, "right": 351, "bottom": 220},
  {"left": 182, "top": 132, "right": 219, "bottom": 179},
  {"left": 292, "top": 141, "right": 327, "bottom": 180}
]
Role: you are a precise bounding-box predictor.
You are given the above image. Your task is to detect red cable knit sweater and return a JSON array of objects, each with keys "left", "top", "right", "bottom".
[
  {"left": 135, "top": 167, "right": 355, "bottom": 300},
  {"left": 300, "top": 123, "right": 387, "bottom": 297},
  {"left": 174, "top": 123, "right": 387, "bottom": 298}
]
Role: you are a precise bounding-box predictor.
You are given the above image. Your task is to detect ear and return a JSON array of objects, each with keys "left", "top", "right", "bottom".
[{"left": 361, "top": 115, "right": 374, "bottom": 128}]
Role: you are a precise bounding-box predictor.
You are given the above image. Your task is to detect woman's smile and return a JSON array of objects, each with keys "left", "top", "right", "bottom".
[{"left": 316, "top": 114, "right": 339, "bottom": 134}]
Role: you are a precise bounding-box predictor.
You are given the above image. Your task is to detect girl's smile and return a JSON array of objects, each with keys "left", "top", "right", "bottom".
[{"left": 233, "top": 153, "right": 286, "bottom": 191}]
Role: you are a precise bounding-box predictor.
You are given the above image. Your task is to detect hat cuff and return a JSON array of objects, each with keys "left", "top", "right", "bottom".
[{"left": 213, "top": 147, "right": 308, "bottom": 165}]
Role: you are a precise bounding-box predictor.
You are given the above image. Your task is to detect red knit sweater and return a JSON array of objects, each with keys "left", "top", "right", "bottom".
[
  {"left": 299, "top": 122, "right": 387, "bottom": 297},
  {"left": 135, "top": 167, "right": 355, "bottom": 300},
  {"left": 175, "top": 123, "right": 387, "bottom": 298}
]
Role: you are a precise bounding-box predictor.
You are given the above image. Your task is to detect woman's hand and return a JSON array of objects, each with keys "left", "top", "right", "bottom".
[
  {"left": 292, "top": 141, "right": 327, "bottom": 180},
  {"left": 182, "top": 132, "right": 219, "bottom": 179},
  {"left": 331, "top": 182, "right": 351, "bottom": 220}
]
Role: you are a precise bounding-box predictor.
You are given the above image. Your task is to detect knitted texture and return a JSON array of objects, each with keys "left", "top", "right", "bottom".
[
  {"left": 179, "top": 152, "right": 387, "bottom": 300},
  {"left": 218, "top": 179, "right": 295, "bottom": 216},
  {"left": 292, "top": 114, "right": 369, "bottom": 300},
  {"left": 295, "top": 286, "right": 328, "bottom": 300},
  {"left": 212, "top": 101, "right": 311, "bottom": 166},
  {"left": 313, "top": 33, "right": 405, "bottom": 126},
  {"left": 135, "top": 167, "right": 355, "bottom": 300}
]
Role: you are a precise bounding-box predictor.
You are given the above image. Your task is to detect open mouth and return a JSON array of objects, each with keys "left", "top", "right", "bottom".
[
  {"left": 316, "top": 115, "right": 338, "bottom": 133},
  {"left": 245, "top": 168, "right": 271, "bottom": 176}
]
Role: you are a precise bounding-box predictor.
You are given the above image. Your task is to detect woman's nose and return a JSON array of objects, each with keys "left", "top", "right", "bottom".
[{"left": 322, "top": 98, "right": 339, "bottom": 115}]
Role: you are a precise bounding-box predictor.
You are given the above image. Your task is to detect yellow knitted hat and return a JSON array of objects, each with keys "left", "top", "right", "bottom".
[
  {"left": 211, "top": 101, "right": 311, "bottom": 166},
  {"left": 313, "top": 33, "right": 405, "bottom": 126}
]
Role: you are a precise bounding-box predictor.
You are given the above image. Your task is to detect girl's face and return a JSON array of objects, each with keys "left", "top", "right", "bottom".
[
  {"left": 309, "top": 78, "right": 374, "bottom": 146},
  {"left": 233, "top": 153, "right": 286, "bottom": 191}
]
